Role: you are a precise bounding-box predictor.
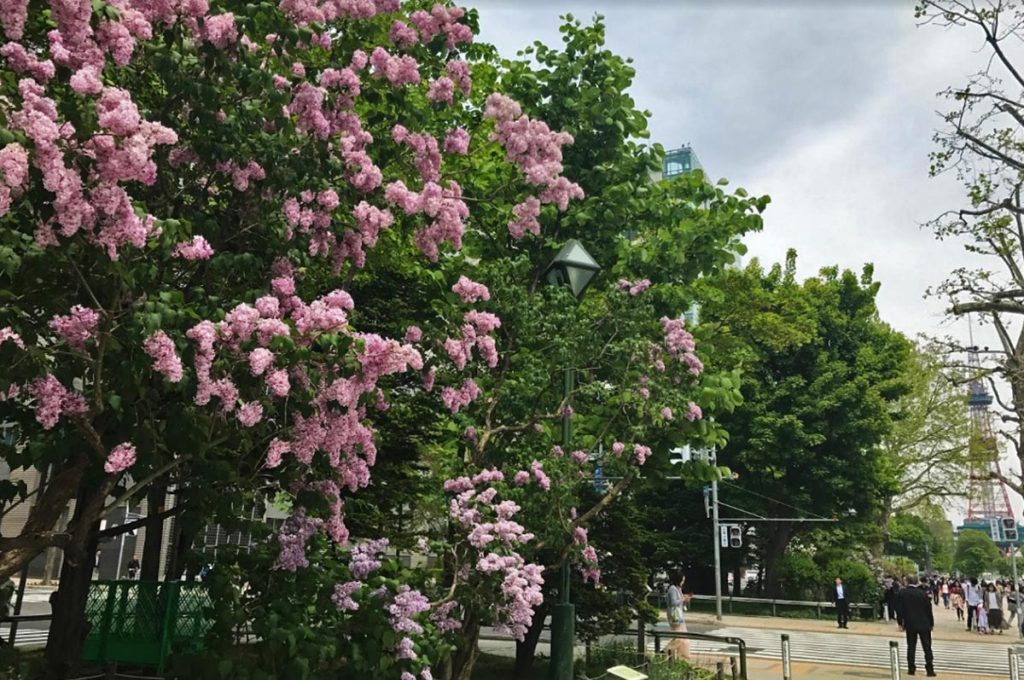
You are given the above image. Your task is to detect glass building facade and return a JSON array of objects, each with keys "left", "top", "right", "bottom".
[{"left": 663, "top": 145, "right": 702, "bottom": 178}]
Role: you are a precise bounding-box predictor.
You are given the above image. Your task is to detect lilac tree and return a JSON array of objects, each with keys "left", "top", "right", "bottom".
[{"left": 0, "top": 2, "right": 765, "bottom": 678}]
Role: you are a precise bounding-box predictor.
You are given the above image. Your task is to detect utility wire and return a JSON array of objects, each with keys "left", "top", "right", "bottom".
[{"left": 719, "top": 479, "right": 831, "bottom": 521}]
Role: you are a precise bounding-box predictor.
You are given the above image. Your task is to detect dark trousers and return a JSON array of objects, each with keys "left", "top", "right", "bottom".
[
  {"left": 836, "top": 599, "right": 849, "bottom": 627},
  {"left": 905, "top": 628, "right": 934, "bottom": 674},
  {"left": 967, "top": 603, "right": 976, "bottom": 630}
]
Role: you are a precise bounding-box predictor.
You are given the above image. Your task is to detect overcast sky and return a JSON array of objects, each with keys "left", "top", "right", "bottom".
[{"left": 477, "top": 0, "right": 1015, "bottom": 524}]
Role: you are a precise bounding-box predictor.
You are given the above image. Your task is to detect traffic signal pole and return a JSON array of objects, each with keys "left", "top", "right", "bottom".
[{"left": 711, "top": 449, "right": 723, "bottom": 622}]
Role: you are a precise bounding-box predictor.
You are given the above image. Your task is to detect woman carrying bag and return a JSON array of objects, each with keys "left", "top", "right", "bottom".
[{"left": 665, "top": 571, "right": 692, "bottom": 659}]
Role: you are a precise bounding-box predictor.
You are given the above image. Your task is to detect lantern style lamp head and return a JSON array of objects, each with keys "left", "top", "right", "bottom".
[{"left": 545, "top": 239, "right": 601, "bottom": 299}]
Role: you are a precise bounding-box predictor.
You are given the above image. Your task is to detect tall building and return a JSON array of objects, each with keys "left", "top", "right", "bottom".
[{"left": 662, "top": 144, "right": 702, "bottom": 179}]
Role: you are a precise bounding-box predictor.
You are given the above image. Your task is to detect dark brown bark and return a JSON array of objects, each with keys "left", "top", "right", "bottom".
[
  {"left": 514, "top": 602, "right": 549, "bottom": 678},
  {"left": 762, "top": 521, "right": 793, "bottom": 598},
  {"left": 731, "top": 567, "right": 742, "bottom": 597},
  {"left": 450, "top": 610, "right": 480, "bottom": 680},
  {"left": 140, "top": 483, "right": 167, "bottom": 582},
  {"left": 0, "top": 458, "right": 88, "bottom": 581},
  {"left": 165, "top": 514, "right": 199, "bottom": 581},
  {"left": 41, "top": 478, "right": 103, "bottom": 680}
]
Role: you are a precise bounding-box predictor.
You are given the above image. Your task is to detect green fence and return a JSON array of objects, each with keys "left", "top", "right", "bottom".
[{"left": 81, "top": 580, "right": 211, "bottom": 670}]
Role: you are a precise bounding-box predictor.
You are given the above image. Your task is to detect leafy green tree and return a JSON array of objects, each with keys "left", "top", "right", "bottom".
[
  {"left": 697, "top": 251, "right": 912, "bottom": 595},
  {"left": 916, "top": 0, "right": 1024, "bottom": 496},
  {"left": 954, "top": 529, "right": 1003, "bottom": 577},
  {"left": 877, "top": 345, "right": 971, "bottom": 520}
]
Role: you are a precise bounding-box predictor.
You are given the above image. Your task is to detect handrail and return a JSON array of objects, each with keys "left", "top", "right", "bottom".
[
  {"left": 1, "top": 614, "right": 53, "bottom": 622},
  {"left": 642, "top": 627, "right": 747, "bottom": 679}
]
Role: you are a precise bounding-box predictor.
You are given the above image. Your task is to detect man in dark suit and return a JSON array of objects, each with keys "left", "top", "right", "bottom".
[
  {"left": 898, "top": 575, "right": 936, "bottom": 677},
  {"left": 831, "top": 577, "right": 850, "bottom": 629}
]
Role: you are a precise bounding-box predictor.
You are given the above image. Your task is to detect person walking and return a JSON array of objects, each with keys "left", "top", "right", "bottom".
[
  {"left": 1007, "top": 584, "right": 1019, "bottom": 627},
  {"left": 951, "top": 583, "right": 965, "bottom": 622},
  {"left": 831, "top": 576, "right": 850, "bottom": 629},
  {"left": 941, "top": 579, "right": 950, "bottom": 609},
  {"left": 889, "top": 578, "right": 903, "bottom": 625},
  {"left": 898, "top": 575, "right": 936, "bottom": 677},
  {"left": 986, "top": 582, "right": 1004, "bottom": 633},
  {"left": 964, "top": 577, "right": 983, "bottom": 631},
  {"left": 664, "top": 571, "right": 691, "bottom": 659}
]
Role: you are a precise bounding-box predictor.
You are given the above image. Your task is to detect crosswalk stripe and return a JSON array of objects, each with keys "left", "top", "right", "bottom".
[
  {"left": 0, "top": 627, "right": 49, "bottom": 647},
  {"left": 648, "top": 627, "right": 1008, "bottom": 676}
]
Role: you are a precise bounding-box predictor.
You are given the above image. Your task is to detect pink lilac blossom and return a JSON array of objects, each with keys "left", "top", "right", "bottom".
[
  {"left": 508, "top": 197, "right": 541, "bottom": 239},
  {"left": 274, "top": 510, "right": 323, "bottom": 571},
  {"left": 404, "top": 326, "right": 422, "bottom": 343},
  {"left": 389, "top": 19, "right": 418, "bottom": 47},
  {"left": 248, "top": 348, "right": 274, "bottom": 376},
  {"left": 215, "top": 160, "right": 265, "bottom": 191},
  {"left": 0, "top": 43, "right": 55, "bottom": 82},
  {"left": 266, "top": 368, "right": 291, "bottom": 397},
  {"left": 446, "top": 59, "right": 471, "bottom": 96},
  {"left": 0, "top": 327, "right": 25, "bottom": 349},
  {"left": 484, "top": 92, "right": 584, "bottom": 219},
  {"left": 571, "top": 450, "right": 588, "bottom": 464},
  {"left": 392, "top": 126, "right": 441, "bottom": 182},
  {"left": 203, "top": 12, "right": 238, "bottom": 49},
  {"left": 443, "top": 127, "right": 470, "bottom": 155},
  {"left": 368, "top": 47, "right": 420, "bottom": 87},
  {"left": 512, "top": 470, "right": 529, "bottom": 486},
  {"left": 237, "top": 402, "right": 264, "bottom": 427},
  {"left": 452, "top": 276, "right": 489, "bottom": 303},
  {"left": 431, "top": 601, "right": 461, "bottom": 632},
  {"left": 550, "top": 445, "right": 564, "bottom": 458},
  {"left": 626, "top": 279, "right": 651, "bottom": 296},
  {"left": 685, "top": 401, "right": 703, "bottom": 421},
  {"left": 49, "top": 305, "right": 99, "bottom": 349},
  {"left": 660, "top": 407, "right": 673, "bottom": 421},
  {"left": 633, "top": 444, "right": 652, "bottom": 465},
  {"left": 426, "top": 76, "right": 454, "bottom": 103},
  {"left": 350, "top": 538, "right": 389, "bottom": 578},
  {"left": 388, "top": 585, "right": 430, "bottom": 634},
  {"left": 0, "top": 0, "right": 29, "bottom": 39},
  {"left": 408, "top": 4, "right": 472, "bottom": 48},
  {"left": 530, "top": 460, "right": 551, "bottom": 491},
  {"left": 396, "top": 637, "right": 417, "bottom": 661},
  {"left": 441, "top": 378, "right": 481, "bottom": 413},
  {"left": 332, "top": 581, "right": 361, "bottom": 611},
  {"left": 384, "top": 180, "right": 469, "bottom": 261},
  {"left": 422, "top": 367, "right": 436, "bottom": 392},
  {"left": 104, "top": 442, "right": 136, "bottom": 474},
  {"left": 143, "top": 330, "right": 183, "bottom": 382},
  {"left": 173, "top": 235, "right": 214, "bottom": 260},
  {"left": 611, "top": 442, "right": 625, "bottom": 456}
]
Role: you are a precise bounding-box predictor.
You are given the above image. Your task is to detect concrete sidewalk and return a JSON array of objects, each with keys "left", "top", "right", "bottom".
[
  {"left": 684, "top": 602, "right": 1020, "bottom": 645},
  {"left": 744, "top": 657, "right": 987, "bottom": 679}
]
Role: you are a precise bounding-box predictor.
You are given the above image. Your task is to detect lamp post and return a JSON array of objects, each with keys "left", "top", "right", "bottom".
[{"left": 544, "top": 239, "right": 600, "bottom": 680}]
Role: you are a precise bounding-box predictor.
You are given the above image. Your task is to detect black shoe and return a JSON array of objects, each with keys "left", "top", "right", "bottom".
[
  {"left": 927, "top": 672, "right": 937, "bottom": 677},
  {"left": 909, "top": 670, "right": 916, "bottom": 676}
]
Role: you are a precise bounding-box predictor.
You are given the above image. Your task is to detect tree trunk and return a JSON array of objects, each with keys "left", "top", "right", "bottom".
[
  {"left": 731, "top": 567, "right": 742, "bottom": 597},
  {"left": 762, "top": 521, "right": 793, "bottom": 598},
  {"left": 514, "top": 603, "right": 549, "bottom": 678},
  {"left": 41, "top": 488, "right": 100, "bottom": 680},
  {"left": 140, "top": 483, "right": 167, "bottom": 582},
  {"left": 449, "top": 610, "right": 481, "bottom": 680},
  {"left": 165, "top": 514, "right": 198, "bottom": 581}
]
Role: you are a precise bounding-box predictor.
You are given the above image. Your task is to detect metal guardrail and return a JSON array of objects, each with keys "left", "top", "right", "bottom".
[
  {"left": 647, "top": 628, "right": 747, "bottom": 680},
  {"left": 647, "top": 592, "right": 875, "bottom": 619}
]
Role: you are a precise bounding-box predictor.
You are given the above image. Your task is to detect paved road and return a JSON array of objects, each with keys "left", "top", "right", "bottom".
[
  {"left": 669, "top": 624, "right": 1012, "bottom": 677},
  {"left": 0, "top": 625, "right": 49, "bottom": 648}
]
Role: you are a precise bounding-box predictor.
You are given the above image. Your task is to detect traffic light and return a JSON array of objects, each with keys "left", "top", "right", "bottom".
[
  {"left": 1002, "top": 517, "right": 1018, "bottom": 542},
  {"left": 728, "top": 524, "right": 743, "bottom": 549}
]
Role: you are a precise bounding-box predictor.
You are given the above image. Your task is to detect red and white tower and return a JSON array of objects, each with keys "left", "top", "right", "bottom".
[{"left": 965, "top": 346, "right": 1014, "bottom": 521}]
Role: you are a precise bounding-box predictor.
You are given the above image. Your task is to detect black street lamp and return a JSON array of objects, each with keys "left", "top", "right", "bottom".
[{"left": 544, "top": 239, "right": 600, "bottom": 680}]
